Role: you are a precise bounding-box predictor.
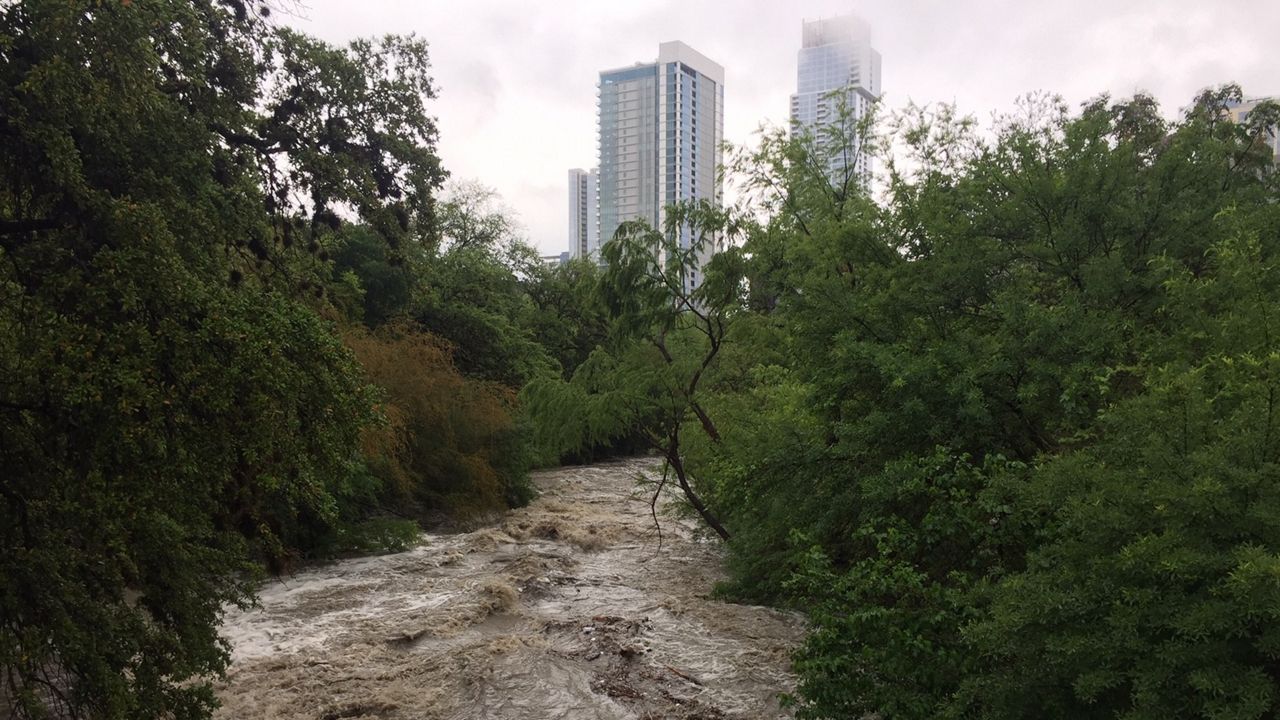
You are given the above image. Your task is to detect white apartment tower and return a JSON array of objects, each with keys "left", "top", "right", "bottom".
[
  {"left": 1225, "top": 96, "right": 1280, "bottom": 164},
  {"left": 790, "top": 15, "right": 882, "bottom": 186},
  {"left": 567, "top": 168, "right": 599, "bottom": 261},
  {"left": 596, "top": 41, "right": 725, "bottom": 290}
]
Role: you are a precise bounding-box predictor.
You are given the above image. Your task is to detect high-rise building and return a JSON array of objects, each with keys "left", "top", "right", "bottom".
[
  {"left": 1224, "top": 96, "right": 1280, "bottom": 164},
  {"left": 789, "top": 15, "right": 882, "bottom": 185},
  {"left": 567, "top": 168, "right": 599, "bottom": 261},
  {"left": 597, "top": 41, "right": 724, "bottom": 290}
]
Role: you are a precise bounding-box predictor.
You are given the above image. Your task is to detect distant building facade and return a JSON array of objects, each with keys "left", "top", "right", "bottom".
[
  {"left": 596, "top": 41, "right": 724, "bottom": 291},
  {"left": 540, "top": 251, "right": 571, "bottom": 268},
  {"left": 789, "top": 15, "right": 882, "bottom": 186},
  {"left": 1225, "top": 96, "right": 1280, "bottom": 164},
  {"left": 567, "top": 168, "right": 599, "bottom": 261}
]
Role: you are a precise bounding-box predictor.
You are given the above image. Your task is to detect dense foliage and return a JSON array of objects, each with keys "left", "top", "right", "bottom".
[
  {"left": 523, "top": 202, "right": 749, "bottom": 534},
  {"left": 721, "top": 90, "right": 1280, "bottom": 719},
  {"left": 0, "top": 2, "right": 560, "bottom": 717},
  {"left": 345, "top": 324, "right": 532, "bottom": 522},
  {"left": 527, "top": 87, "right": 1280, "bottom": 718}
]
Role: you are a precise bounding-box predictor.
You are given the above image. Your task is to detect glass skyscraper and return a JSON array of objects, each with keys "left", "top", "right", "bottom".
[
  {"left": 566, "top": 168, "right": 598, "bottom": 261},
  {"left": 790, "top": 15, "right": 882, "bottom": 186},
  {"left": 596, "top": 41, "right": 724, "bottom": 290}
]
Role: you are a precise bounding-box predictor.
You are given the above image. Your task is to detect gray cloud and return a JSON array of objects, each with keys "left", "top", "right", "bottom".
[
  {"left": 290, "top": 0, "right": 1279, "bottom": 255},
  {"left": 450, "top": 60, "right": 502, "bottom": 108}
]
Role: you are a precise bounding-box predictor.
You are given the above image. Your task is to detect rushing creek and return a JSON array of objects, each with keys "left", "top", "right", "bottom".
[{"left": 214, "top": 459, "right": 805, "bottom": 719}]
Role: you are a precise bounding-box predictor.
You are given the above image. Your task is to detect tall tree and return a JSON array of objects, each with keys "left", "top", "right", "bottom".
[
  {"left": 699, "top": 88, "right": 1280, "bottom": 719},
  {"left": 414, "top": 181, "right": 554, "bottom": 387},
  {"left": 523, "top": 201, "right": 747, "bottom": 540},
  {"left": 0, "top": 1, "right": 445, "bottom": 717}
]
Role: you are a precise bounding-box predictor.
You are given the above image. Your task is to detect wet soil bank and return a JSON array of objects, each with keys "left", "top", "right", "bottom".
[{"left": 214, "top": 459, "right": 804, "bottom": 719}]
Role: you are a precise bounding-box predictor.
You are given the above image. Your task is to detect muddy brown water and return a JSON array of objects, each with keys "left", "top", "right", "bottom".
[{"left": 214, "top": 459, "right": 805, "bottom": 719}]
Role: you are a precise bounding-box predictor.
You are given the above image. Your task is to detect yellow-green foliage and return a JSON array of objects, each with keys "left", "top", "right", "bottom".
[{"left": 346, "top": 324, "right": 532, "bottom": 522}]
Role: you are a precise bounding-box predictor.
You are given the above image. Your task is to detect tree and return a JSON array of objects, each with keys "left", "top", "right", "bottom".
[
  {"left": 345, "top": 324, "right": 533, "bottom": 522},
  {"left": 435, "top": 179, "right": 521, "bottom": 253},
  {"left": 961, "top": 222, "right": 1280, "bottom": 720},
  {"left": 523, "top": 258, "right": 611, "bottom": 381},
  {"left": 0, "top": 1, "right": 445, "bottom": 716},
  {"left": 414, "top": 242, "right": 554, "bottom": 387},
  {"left": 330, "top": 224, "right": 420, "bottom": 327},
  {"left": 693, "top": 88, "right": 1280, "bottom": 719},
  {"left": 404, "top": 180, "right": 556, "bottom": 387},
  {"left": 523, "top": 201, "right": 747, "bottom": 540}
]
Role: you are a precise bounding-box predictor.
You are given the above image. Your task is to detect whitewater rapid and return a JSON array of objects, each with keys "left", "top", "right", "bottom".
[{"left": 213, "top": 459, "right": 804, "bottom": 719}]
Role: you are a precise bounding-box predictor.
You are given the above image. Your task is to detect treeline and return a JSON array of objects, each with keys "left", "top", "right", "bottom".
[
  {"left": 527, "top": 89, "right": 1280, "bottom": 718},
  {"left": 0, "top": 1, "right": 610, "bottom": 718}
]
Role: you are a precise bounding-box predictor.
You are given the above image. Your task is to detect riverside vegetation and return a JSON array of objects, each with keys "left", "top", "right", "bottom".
[
  {"left": 525, "top": 88, "right": 1280, "bottom": 718},
  {"left": 2, "top": 1, "right": 1279, "bottom": 718}
]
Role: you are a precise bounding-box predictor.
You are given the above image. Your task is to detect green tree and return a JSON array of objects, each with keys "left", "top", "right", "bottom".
[
  {"left": 523, "top": 201, "right": 748, "bottom": 539},
  {"left": 523, "top": 258, "right": 611, "bottom": 381},
  {"left": 0, "top": 1, "right": 445, "bottom": 716},
  {"left": 435, "top": 179, "right": 520, "bottom": 252},
  {"left": 411, "top": 180, "right": 555, "bottom": 387},
  {"left": 962, "top": 223, "right": 1280, "bottom": 720},
  {"left": 699, "top": 88, "right": 1280, "bottom": 718},
  {"left": 329, "top": 224, "right": 420, "bottom": 327}
]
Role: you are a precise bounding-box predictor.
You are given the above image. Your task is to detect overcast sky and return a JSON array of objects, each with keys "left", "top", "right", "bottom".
[{"left": 288, "top": 0, "right": 1279, "bottom": 256}]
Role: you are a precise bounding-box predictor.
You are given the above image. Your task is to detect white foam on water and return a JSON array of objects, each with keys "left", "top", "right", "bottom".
[{"left": 214, "top": 459, "right": 805, "bottom": 719}]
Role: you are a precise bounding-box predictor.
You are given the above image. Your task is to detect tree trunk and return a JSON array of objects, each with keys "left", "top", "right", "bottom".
[{"left": 665, "top": 438, "right": 730, "bottom": 541}]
